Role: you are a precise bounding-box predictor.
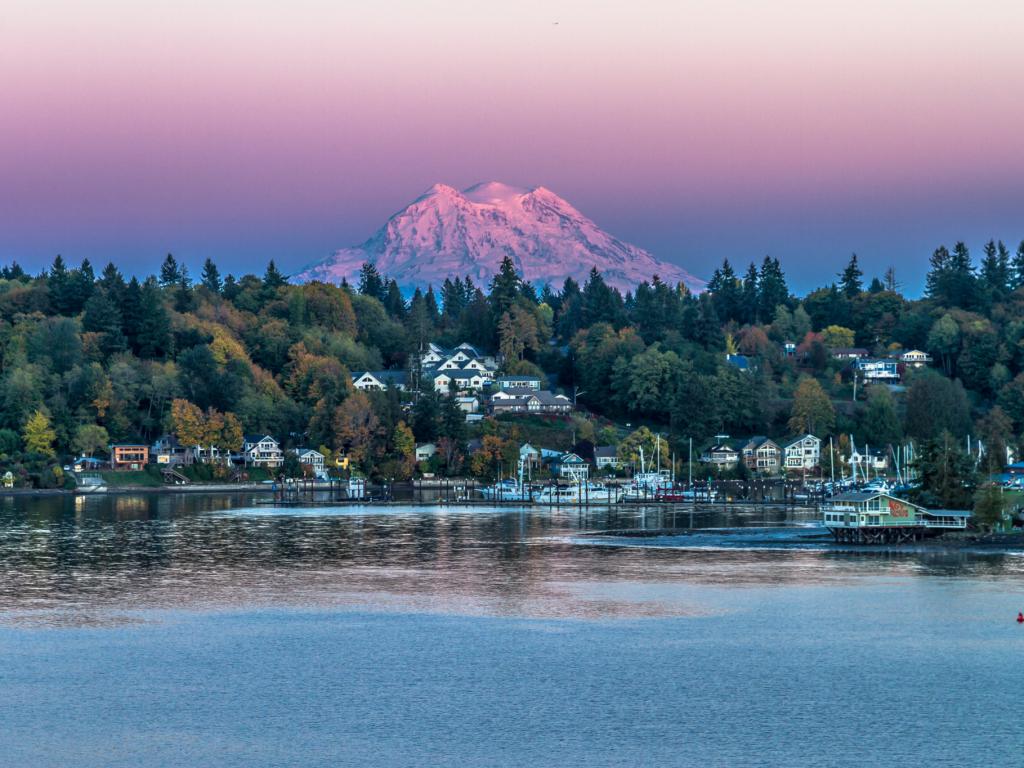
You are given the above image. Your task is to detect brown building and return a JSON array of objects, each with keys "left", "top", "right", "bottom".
[{"left": 110, "top": 444, "right": 149, "bottom": 470}]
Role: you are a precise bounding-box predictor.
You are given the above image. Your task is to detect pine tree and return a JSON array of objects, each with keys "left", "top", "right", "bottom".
[
  {"left": 489, "top": 256, "right": 522, "bottom": 317},
  {"left": 758, "top": 257, "right": 789, "bottom": 320},
  {"left": 384, "top": 280, "right": 406, "bottom": 318},
  {"left": 47, "top": 255, "right": 72, "bottom": 315},
  {"left": 358, "top": 262, "right": 386, "bottom": 302},
  {"left": 263, "top": 260, "right": 287, "bottom": 291},
  {"left": 1012, "top": 241, "right": 1024, "bottom": 291},
  {"left": 137, "top": 278, "right": 171, "bottom": 358},
  {"left": 201, "top": 258, "right": 222, "bottom": 294},
  {"left": 159, "top": 254, "right": 181, "bottom": 287},
  {"left": 839, "top": 253, "right": 863, "bottom": 297},
  {"left": 82, "top": 289, "right": 127, "bottom": 356},
  {"left": 741, "top": 263, "right": 759, "bottom": 323}
]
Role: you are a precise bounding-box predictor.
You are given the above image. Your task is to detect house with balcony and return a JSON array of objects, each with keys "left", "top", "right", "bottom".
[
  {"left": 742, "top": 436, "right": 782, "bottom": 473},
  {"left": 823, "top": 490, "right": 968, "bottom": 543},
  {"left": 783, "top": 434, "right": 821, "bottom": 471},
  {"left": 855, "top": 358, "right": 901, "bottom": 383},
  {"left": 898, "top": 349, "right": 932, "bottom": 368},
  {"left": 152, "top": 434, "right": 193, "bottom": 467},
  {"left": 292, "top": 447, "right": 325, "bottom": 476},
  {"left": 594, "top": 445, "right": 619, "bottom": 470},
  {"left": 242, "top": 435, "right": 284, "bottom": 469},
  {"left": 496, "top": 375, "right": 541, "bottom": 392},
  {"left": 110, "top": 444, "right": 149, "bottom": 470},
  {"left": 701, "top": 442, "right": 740, "bottom": 469},
  {"left": 490, "top": 389, "right": 572, "bottom": 415}
]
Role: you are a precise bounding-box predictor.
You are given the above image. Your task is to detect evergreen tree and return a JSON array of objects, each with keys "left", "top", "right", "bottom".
[
  {"left": 262, "top": 260, "right": 287, "bottom": 296},
  {"left": 489, "top": 256, "right": 522, "bottom": 317},
  {"left": 137, "top": 278, "right": 172, "bottom": 358},
  {"left": 201, "top": 258, "right": 222, "bottom": 294},
  {"left": 47, "top": 255, "right": 73, "bottom": 315},
  {"left": 384, "top": 280, "right": 406, "bottom": 318},
  {"left": 1012, "top": 241, "right": 1024, "bottom": 290},
  {"left": 159, "top": 253, "right": 181, "bottom": 287},
  {"left": 741, "top": 263, "right": 759, "bottom": 323},
  {"left": 758, "top": 257, "right": 789, "bottom": 320},
  {"left": 839, "top": 253, "right": 863, "bottom": 297},
  {"left": 580, "top": 268, "right": 625, "bottom": 327},
  {"left": 707, "top": 259, "right": 741, "bottom": 322},
  {"left": 916, "top": 430, "right": 976, "bottom": 509},
  {"left": 358, "top": 262, "right": 386, "bottom": 302},
  {"left": 82, "top": 289, "right": 126, "bottom": 355},
  {"left": 222, "top": 274, "right": 240, "bottom": 301}
]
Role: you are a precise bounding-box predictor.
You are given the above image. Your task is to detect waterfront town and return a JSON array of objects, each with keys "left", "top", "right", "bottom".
[{"left": 2, "top": 251, "right": 1023, "bottom": 531}]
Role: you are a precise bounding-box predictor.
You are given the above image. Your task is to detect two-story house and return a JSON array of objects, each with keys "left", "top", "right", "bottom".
[
  {"left": 701, "top": 442, "right": 740, "bottom": 468},
  {"left": 110, "top": 444, "right": 149, "bottom": 470},
  {"left": 351, "top": 370, "right": 408, "bottom": 391},
  {"left": 242, "top": 435, "right": 284, "bottom": 469},
  {"left": 292, "top": 447, "right": 325, "bottom": 476},
  {"left": 855, "top": 358, "right": 901, "bottom": 383}
]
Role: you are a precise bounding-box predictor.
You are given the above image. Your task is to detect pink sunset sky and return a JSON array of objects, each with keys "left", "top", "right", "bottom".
[{"left": 3, "top": 0, "right": 1023, "bottom": 291}]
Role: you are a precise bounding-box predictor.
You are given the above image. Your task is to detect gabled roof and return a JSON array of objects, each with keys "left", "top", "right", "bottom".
[
  {"left": 243, "top": 434, "right": 278, "bottom": 445},
  {"left": 829, "top": 490, "right": 923, "bottom": 508},
  {"left": 594, "top": 445, "right": 617, "bottom": 459},
  {"left": 783, "top": 434, "right": 820, "bottom": 448},
  {"left": 743, "top": 436, "right": 778, "bottom": 450}
]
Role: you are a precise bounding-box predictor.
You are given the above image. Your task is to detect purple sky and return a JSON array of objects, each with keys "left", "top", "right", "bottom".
[{"left": 3, "top": 1, "right": 1023, "bottom": 294}]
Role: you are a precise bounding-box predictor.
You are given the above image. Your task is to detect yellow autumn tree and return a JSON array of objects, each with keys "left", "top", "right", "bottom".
[
  {"left": 170, "top": 399, "right": 206, "bottom": 448},
  {"left": 23, "top": 410, "right": 57, "bottom": 457}
]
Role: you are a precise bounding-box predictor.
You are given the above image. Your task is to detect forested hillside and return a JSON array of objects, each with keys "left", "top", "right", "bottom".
[{"left": 1, "top": 241, "right": 1023, "bottom": 497}]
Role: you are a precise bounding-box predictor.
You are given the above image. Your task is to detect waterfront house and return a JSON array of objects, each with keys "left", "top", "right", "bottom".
[
  {"left": 554, "top": 452, "right": 589, "bottom": 481},
  {"left": 849, "top": 448, "right": 889, "bottom": 473},
  {"left": 242, "top": 435, "right": 284, "bottom": 469},
  {"left": 783, "top": 341, "right": 796, "bottom": 358},
  {"left": 783, "top": 434, "right": 821, "bottom": 471},
  {"left": 351, "top": 370, "right": 408, "bottom": 392},
  {"left": 292, "top": 447, "right": 325, "bottom": 475},
  {"left": 415, "top": 443, "right": 437, "bottom": 462},
  {"left": 152, "top": 434, "right": 193, "bottom": 467},
  {"left": 594, "top": 446, "right": 619, "bottom": 470},
  {"left": 742, "top": 437, "right": 781, "bottom": 473},
  {"left": 520, "top": 443, "right": 542, "bottom": 468},
  {"left": 110, "top": 444, "right": 149, "bottom": 470},
  {"left": 823, "top": 490, "right": 969, "bottom": 543},
  {"left": 701, "top": 442, "right": 740, "bottom": 468}
]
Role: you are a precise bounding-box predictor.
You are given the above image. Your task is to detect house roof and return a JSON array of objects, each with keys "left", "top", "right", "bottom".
[
  {"left": 110, "top": 443, "right": 148, "bottom": 448},
  {"left": 744, "top": 436, "right": 778, "bottom": 450},
  {"left": 559, "top": 452, "right": 586, "bottom": 464},
  {"left": 725, "top": 354, "right": 750, "bottom": 370},
  {"left": 783, "top": 434, "right": 820, "bottom": 448},
  {"left": 497, "top": 375, "right": 541, "bottom": 383},
  {"left": 705, "top": 443, "right": 738, "bottom": 454},
  {"left": 352, "top": 370, "right": 407, "bottom": 384},
  {"left": 830, "top": 347, "right": 869, "bottom": 355},
  {"left": 829, "top": 491, "right": 923, "bottom": 508},
  {"left": 594, "top": 446, "right": 617, "bottom": 459},
  {"left": 243, "top": 434, "right": 277, "bottom": 444}
]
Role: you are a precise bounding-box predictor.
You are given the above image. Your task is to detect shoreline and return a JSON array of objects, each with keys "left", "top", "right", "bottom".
[{"left": 0, "top": 483, "right": 276, "bottom": 497}]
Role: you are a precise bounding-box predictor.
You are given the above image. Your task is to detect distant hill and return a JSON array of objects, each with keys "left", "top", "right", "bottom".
[{"left": 294, "top": 182, "right": 703, "bottom": 293}]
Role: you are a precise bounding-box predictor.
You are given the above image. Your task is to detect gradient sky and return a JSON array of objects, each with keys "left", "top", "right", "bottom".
[{"left": 3, "top": 0, "right": 1024, "bottom": 293}]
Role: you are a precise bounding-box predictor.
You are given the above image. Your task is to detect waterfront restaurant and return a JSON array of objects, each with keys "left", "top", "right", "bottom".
[{"left": 823, "top": 490, "right": 969, "bottom": 543}]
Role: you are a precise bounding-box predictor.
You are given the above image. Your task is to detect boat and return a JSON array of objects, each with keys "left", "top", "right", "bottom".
[
  {"left": 534, "top": 482, "right": 621, "bottom": 504},
  {"left": 654, "top": 486, "right": 719, "bottom": 502},
  {"left": 477, "top": 460, "right": 535, "bottom": 502}
]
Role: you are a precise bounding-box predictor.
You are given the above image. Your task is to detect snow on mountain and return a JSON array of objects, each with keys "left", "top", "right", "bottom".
[{"left": 295, "top": 182, "right": 703, "bottom": 293}]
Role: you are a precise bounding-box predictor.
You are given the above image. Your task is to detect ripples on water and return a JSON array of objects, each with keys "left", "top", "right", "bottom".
[{"left": 1, "top": 493, "right": 1022, "bottom": 626}]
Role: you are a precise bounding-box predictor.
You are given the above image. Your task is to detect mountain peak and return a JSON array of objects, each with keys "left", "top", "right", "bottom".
[{"left": 296, "top": 183, "right": 703, "bottom": 293}]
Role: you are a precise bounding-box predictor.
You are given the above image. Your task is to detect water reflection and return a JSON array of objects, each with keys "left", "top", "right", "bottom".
[{"left": 0, "top": 493, "right": 1022, "bottom": 626}]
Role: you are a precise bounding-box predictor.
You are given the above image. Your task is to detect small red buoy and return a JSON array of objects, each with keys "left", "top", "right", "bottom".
[{"left": 1017, "top": 612, "right": 1023, "bottom": 624}]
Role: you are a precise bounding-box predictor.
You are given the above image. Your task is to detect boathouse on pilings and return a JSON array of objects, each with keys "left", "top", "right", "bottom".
[{"left": 823, "top": 490, "right": 970, "bottom": 544}]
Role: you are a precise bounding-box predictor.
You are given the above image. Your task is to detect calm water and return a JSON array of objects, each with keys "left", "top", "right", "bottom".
[{"left": 2, "top": 493, "right": 1023, "bottom": 767}]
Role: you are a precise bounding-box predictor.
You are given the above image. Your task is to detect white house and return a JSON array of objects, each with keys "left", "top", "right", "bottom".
[
  {"left": 742, "top": 437, "right": 782, "bottom": 473},
  {"left": 899, "top": 349, "right": 932, "bottom": 368},
  {"left": 594, "top": 446, "right": 619, "bottom": 469},
  {"left": 242, "top": 435, "right": 284, "bottom": 468},
  {"left": 351, "top": 370, "right": 408, "bottom": 391},
  {"left": 856, "top": 358, "right": 900, "bottom": 382},
  {"left": 555, "top": 453, "right": 589, "bottom": 481},
  {"left": 701, "top": 442, "right": 740, "bottom": 468},
  {"left": 520, "top": 443, "right": 542, "bottom": 468},
  {"left": 415, "top": 443, "right": 437, "bottom": 462},
  {"left": 850, "top": 448, "right": 889, "bottom": 473},
  {"left": 783, "top": 434, "right": 821, "bottom": 470},
  {"left": 292, "top": 447, "right": 325, "bottom": 476},
  {"left": 490, "top": 390, "right": 572, "bottom": 415}
]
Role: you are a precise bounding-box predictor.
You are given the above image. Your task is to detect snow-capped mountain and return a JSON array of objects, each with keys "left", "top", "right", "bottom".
[{"left": 295, "top": 182, "right": 703, "bottom": 293}]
